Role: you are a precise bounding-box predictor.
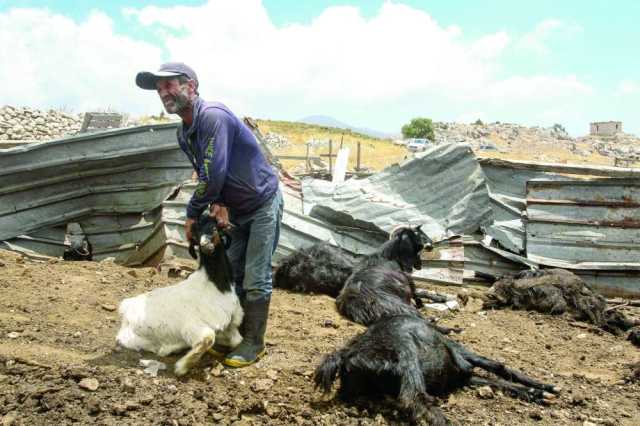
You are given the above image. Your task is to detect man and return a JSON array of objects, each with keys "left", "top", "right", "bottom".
[{"left": 136, "top": 62, "right": 283, "bottom": 368}]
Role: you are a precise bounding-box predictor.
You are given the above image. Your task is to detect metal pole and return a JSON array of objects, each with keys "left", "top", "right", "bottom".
[{"left": 328, "top": 139, "right": 333, "bottom": 175}]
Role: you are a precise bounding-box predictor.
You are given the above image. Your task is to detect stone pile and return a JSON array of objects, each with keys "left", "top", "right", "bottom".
[
  {"left": 434, "top": 121, "right": 640, "bottom": 163},
  {"left": 433, "top": 121, "right": 572, "bottom": 151},
  {"left": 0, "top": 105, "right": 82, "bottom": 141},
  {"left": 584, "top": 133, "right": 640, "bottom": 162},
  {"left": 263, "top": 132, "right": 290, "bottom": 149}
]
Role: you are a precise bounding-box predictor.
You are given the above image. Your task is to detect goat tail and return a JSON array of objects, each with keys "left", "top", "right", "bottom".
[{"left": 314, "top": 351, "right": 343, "bottom": 393}]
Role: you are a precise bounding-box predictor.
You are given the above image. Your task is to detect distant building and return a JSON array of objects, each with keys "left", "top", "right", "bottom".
[{"left": 590, "top": 121, "right": 622, "bottom": 136}]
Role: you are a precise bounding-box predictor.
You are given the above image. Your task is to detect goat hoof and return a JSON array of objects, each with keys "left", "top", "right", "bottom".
[
  {"left": 542, "top": 391, "right": 557, "bottom": 400},
  {"left": 174, "top": 361, "right": 189, "bottom": 377}
]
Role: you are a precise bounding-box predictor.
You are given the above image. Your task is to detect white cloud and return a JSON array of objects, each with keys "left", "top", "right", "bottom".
[
  {"left": 0, "top": 0, "right": 594, "bottom": 135},
  {"left": 0, "top": 8, "right": 163, "bottom": 115},
  {"left": 518, "top": 19, "right": 583, "bottom": 55},
  {"left": 618, "top": 80, "right": 640, "bottom": 95}
]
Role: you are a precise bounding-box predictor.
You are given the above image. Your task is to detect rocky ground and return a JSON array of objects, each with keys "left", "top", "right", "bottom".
[
  {"left": 3, "top": 105, "right": 640, "bottom": 169},
  {"left": 1, "top": 249, "right": 639, "bottom": 425},
  {"left": 433, "top": 121, "right": 640, "bottom": 166}
]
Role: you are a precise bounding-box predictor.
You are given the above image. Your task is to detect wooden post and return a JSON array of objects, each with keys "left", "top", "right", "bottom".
[
  {"left": 305, "top": 144, "right": 310, "bottom": 172},
  {"left": 339, "top": 133, "right": 344, "bottom": 150},
  {"left": 356, "top": 141, "right": 361, "bottom": 171},
  {"left": 328, "top": 139, "right": 333, "bottom": 175}
]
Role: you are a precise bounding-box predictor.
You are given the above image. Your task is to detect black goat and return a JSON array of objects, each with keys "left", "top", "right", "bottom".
[
  {"left": 273, "top": 243, "right": 357, "bottom": 297},
  {"left": 483, "top": 269, "right": 639, "bottom": 339},
  {"left": 274, "top": 225, "right": 432, "bottom": 298},
  {"left": 335, "top": 227, "right": 457, "bottom": 333},
  {"left": 315, "top": 315, "right": 559, "bottom": 425}
]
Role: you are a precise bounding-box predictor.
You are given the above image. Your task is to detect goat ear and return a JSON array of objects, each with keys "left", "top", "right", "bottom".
[
  {"left": 416, "top": 224, "right": 422, "bottom": 232},
  {"left": 188, "top": 242, "right": 198, "bottom": 260}
]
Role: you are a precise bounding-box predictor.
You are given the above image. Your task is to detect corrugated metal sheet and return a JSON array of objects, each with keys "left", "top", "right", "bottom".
[
  {"left": 479, "top": 158, "right": 640, "bottom": 253},
  {"left": 302, "top": 143, "right": 493, "bottom": 241},
  {"left": 0, "top": 123, "right": 191, "bottom": 241},
  {"left": 525, "top": 178, "right": 640, "bottom": 297},
  {"left": 161, "top": 182, "right": 387, "bottom": 266}
]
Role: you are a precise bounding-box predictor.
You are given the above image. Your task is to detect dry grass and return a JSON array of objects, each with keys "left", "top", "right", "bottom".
[{"left": 256, "top": 119, "right": 407, "bottom": 172}]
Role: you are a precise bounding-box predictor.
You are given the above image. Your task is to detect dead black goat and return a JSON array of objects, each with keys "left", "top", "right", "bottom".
[
  {"left": 274, "top": 225, "right": 433, "bottom": 298},
  {"left": 314, "top": 315, "right": 559, "bottom": 425},
  {"left": 483, "top": 269, "right": 639, "bottom": 341},
  {"left": 273, "top": 242, "right": 357, "bottom": 297},
  {"left": 335, "top": 227, "right": 457, "bottom": 333}
]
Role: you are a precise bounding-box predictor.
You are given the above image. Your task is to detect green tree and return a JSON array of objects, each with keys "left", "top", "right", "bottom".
[{"left": 401, "top": 117, "right": 435, "bottom": 141}]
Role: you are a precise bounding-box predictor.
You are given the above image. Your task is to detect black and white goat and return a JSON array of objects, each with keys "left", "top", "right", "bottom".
[
  {"left": 315, "top": 315, "right": 559, "bottom": 424},
  {"left": 483, "top": 269, "right": 639, "bottom": 340},
  {"left": 116, "top": 216, "right": 243, "bottom": 376}
]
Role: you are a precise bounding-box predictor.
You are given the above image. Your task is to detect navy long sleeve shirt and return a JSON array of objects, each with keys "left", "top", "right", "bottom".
[{"left": 177, "top": 97, "right": 278, "bottom": 219}]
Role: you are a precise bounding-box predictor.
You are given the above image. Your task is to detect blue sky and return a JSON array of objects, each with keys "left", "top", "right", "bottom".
[{"left": 1, "top": 0, "right": 638, "bottom": 136}]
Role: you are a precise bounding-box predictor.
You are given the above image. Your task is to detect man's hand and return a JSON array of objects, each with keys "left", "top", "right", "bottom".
[
  {"left": 185, "top": 217, "right": 196, "bottom": 242},
  {"left": 209, "top": 204, "right": 231, "bottom": 230}
]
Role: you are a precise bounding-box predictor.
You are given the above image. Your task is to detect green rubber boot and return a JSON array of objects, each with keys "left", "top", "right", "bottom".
[{"left": 223, "top": 295, "right": 270, "bottom": 368}]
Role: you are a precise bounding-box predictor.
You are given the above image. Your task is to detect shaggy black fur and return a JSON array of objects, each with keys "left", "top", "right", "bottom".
[
  {"left": 273, "top": 243, "right": 357, "bottom": 297},
  {"left": 334, "top": 227, "right": 454, "bottom": 329},
  {"left": 187, "top": 215, "right": 235, "bottom": 293},
  {"left": 274, "top": 225, "right": 430, "bottom": 298},
  {"left": 483, "top": 269, "right": 639, "bottom": 336},
  {"left": 314, "top": 315, "right": 559, "bottom": 424}
]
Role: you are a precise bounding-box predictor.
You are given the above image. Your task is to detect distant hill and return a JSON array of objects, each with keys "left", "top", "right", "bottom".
[{"left": 298, "top": 115, "right": 398, "bottom": 139}]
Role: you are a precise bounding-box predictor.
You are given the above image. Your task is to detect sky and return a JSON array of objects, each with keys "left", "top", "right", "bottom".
[{"left": 0, "top": 0, "right": 638, "bottom": 136}]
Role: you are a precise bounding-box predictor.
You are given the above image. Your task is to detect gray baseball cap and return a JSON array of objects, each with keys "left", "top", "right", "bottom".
[{"left": 136, "top": 62, "right": 199, "bottom": 93}]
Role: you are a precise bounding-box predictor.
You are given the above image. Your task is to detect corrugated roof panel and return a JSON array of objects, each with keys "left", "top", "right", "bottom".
[
  {"left": 302, "top": 143, "right": 493, "bottom": 241},
  {"left": 526, "top": 178, "right": 640, "bottom": 267}
]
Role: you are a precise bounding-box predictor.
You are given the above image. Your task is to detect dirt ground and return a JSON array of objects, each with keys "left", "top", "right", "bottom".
[{"left": 1, "top": 248, "right": 639, "bottom": 426}]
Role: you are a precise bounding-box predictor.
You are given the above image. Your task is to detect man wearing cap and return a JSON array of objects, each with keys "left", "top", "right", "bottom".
[{"left": 136, "top": 63, "right": 283, "bottom": 368}]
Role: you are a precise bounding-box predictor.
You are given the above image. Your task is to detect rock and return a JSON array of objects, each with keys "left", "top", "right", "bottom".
[
  {"left": 210, "top": 364, "right": 225, "bottom": 377},
  {"left": 529, "top": 410, "right": 543, "bottom": 420},
  {"left": 570, "top": 394, "right": 587, "bottom": 406},
  {"left": 1, "top": 412, "right": 18, "bottom": 426},
  {"left": 212, "top": 413, "right": 225, "bottom": 421},
  {"left": 121, "top": 377, "right": 136, "bottom": 393},
  {"left": 582, "top": 422, "right": 597, "bottom": 426},
  {"left": 78, "top": 378, "right": 100, "bottom": 391},
  {"left": 138, "top": 394, "right": 154, "bottom": 405},
  {"left": 265, "top": 403, "right": 281, "bottom": 418},
  {"left": 321, "top": 319, "right": 339, "bottom": 328},
  {"left": 101, "top": 303, "right": 117, "bottom": 312},
  {"left": 127, "top": 270, "right": 138, "bottom": 278},
  {"left": 251, "top": 378, "right": 274, "bottom": 392},
  {"left": 576, "top": 333, "right": 588, "bottom": 339},
  {"left": 266, "top": 369, "right": 278, "bottom": 381},
  {"left": 6, "top": 332, "right": 20, "bottom": 339},
  {"left": 86, "top": 396, "right": 102, "bottom": 414},
  {"left": 476, "top": 385, "right": 494, "bottom": 399}
]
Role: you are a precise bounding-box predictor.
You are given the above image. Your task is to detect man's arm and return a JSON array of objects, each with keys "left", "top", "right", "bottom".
[{"left": 186, "top": 110, "right": 235, "bottom": 219}]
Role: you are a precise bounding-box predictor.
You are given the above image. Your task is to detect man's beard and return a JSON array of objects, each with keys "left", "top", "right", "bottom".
[{"left": 162, "top": 90, "right": 191, "bottom": 114}]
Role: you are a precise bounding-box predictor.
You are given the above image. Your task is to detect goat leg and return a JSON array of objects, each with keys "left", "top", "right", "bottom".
[
  {"left": 414, "top": 289, "right": 450, "bottom": 304},
  {"left": 468, "top": 375, "right": 556, "bottom": 404},
  {"left": 461, "top": 350, "right": 559, "bottom": 394},
  {"left": 174, "top": 331, "right": 215, "bottom": 376}
]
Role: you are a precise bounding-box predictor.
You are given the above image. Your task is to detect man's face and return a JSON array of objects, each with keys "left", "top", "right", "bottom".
[{"left": 155, "top": 78, "right": 192, "bottom": 114}]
